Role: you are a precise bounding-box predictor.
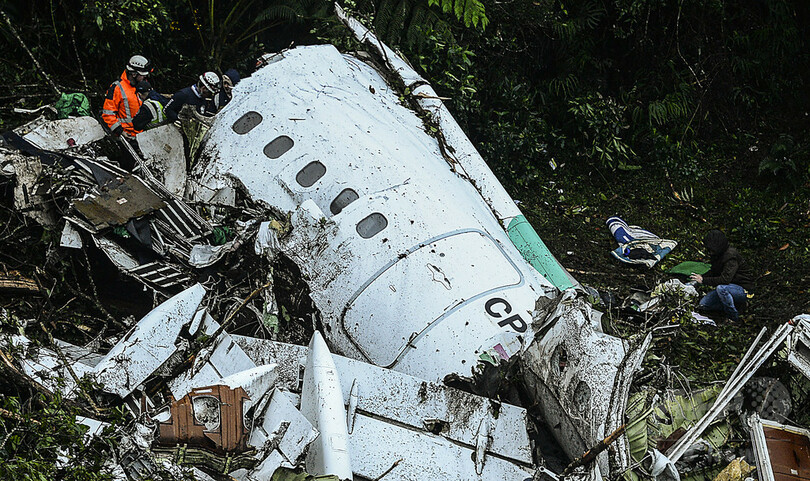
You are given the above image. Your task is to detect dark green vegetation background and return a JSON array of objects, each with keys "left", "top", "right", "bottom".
[{"left": 1, "top": 0, "right": 809, "bottom": 477}]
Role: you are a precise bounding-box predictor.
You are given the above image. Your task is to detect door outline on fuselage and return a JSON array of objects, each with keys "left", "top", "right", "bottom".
[{"left": 338, "top": 228, "right": 528, "bottom": 368}]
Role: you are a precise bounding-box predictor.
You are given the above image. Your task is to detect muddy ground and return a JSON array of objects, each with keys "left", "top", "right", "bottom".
[{"left": 520, "top": 155, "right": 810, "bottom": 402}]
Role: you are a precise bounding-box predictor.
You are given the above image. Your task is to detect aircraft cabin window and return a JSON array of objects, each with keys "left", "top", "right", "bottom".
[
  {"left": 330, "top": 188, "right": 359, "bottom": 215},
  {"left": 231, "top": 111, "right": 263, "bottom": 134},
  {"left": 296, "top": 161, "right": 326, "bottom": 187},
  {"left": 356, "top": 213, "right": 387, "bottom": 239},
  {"left": 263, "top": 135, "right": 294, "bottom": 159}
]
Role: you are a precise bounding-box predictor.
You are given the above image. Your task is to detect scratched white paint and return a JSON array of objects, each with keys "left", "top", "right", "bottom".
[
  {"left": 93, "top": 284, "right": 206, "bottom": 397},
  {"left": 230, "top": 335, "right": 536, "bottom": 479},
  {"left": 22, "top": 116, "right": 106, "bottom": 151},
  {"left": 193, "top": 45, "right": 556, "bottom": 381}
]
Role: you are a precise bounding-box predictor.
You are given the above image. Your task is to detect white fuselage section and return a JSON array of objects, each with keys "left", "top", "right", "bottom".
[{"left": 193, "top": 45, "right": 558, "bottom": 381}]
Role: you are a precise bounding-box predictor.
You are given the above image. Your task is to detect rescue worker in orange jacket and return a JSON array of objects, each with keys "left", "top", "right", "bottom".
[{"left": 102, "top": 55, "right": 153, "bottom": 138}]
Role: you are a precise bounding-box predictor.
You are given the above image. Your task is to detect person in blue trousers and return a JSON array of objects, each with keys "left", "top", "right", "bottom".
[{"left": 690, "top": 229, "right": 755, "bottom": 322}]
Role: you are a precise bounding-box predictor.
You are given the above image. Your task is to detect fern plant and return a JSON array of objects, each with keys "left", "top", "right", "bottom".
[
  {"left": 354, "top": 0, "right": 487, "bottom": 48},
  {"left": 186, "top": 0, "right": 328, "bottom": 68}
]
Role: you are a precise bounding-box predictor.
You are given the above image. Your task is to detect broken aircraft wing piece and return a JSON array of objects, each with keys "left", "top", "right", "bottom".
[
  {"left": 93, "top": 283, "right": 206, "bottom": 397},
  {"left": 231, "top": 334, "right": 547, "bottom": 481}
]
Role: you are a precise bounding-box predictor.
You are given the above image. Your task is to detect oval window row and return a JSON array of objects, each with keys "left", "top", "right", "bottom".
[{"left": 232, "top": 111, "right": 387, "bottom": 239}]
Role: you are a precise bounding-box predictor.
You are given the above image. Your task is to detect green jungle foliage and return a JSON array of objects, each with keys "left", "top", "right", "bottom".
[{"left": 2, "top": 0, "right": 810, "bottom": 476}]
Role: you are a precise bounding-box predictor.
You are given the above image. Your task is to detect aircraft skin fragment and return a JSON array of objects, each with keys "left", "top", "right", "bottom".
[
  {"left": 787, "top": 315, "right": 810, "bottom": 379},
  {"left": 72, "top": 175, "right": 165, "bottom": 229},
  {"left": 21, "top": 116, "right": 106, "bottom": 151},
  {"left": 136, "top": 124, "right": 187, "bottom": 197},
  {"left": 521, "top": 289, "right": 632, "bottom": 476},
  {"left": 93, "top": 283, "right": 206, "bottom": 397}
]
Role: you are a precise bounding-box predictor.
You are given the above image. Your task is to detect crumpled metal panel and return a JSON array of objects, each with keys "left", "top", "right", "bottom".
[
  {"left": 73, "top": 175, "right": 165, "bottom": 229},
  {"left": 22, "top": 116, "right": 105, "bottom": 151},
  {"left": 8, "top": 334, "right": 96, "bottom": 398},
  {"left": 127, "top": 261, "right": 192, "bottom": 289},
  {"left": 136, "top": 125, "right": 187, "bottom": 197},
  {"left": 787, "top": 315, "right": 810, "bottom": 380},
  {"left": 10, "top": 154, "right": 58, "bottom": 226},
  {"left": 229, "top": 336, "right": 533, "bottom": 468},
  {"left": 93, "top": 284, "right": 206, "bottom": 397},
  {"left": 522, "top": 289, "right": 636, "bottom": 477},
  {"left": 167, "top": 314, "right": 260, "bottom": 400},
  {"left": 249, "top": 388, "right": 317, "bottom": 464}
]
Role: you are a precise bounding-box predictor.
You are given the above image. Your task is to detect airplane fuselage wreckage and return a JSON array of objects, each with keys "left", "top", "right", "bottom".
[{"left": 1, "top": 6, "right": 808, "bottom": 481}]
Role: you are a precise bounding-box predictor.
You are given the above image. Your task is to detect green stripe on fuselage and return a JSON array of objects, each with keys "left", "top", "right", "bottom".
[{"left": 507, "top": 215, "right": 574, "bottom": 291}]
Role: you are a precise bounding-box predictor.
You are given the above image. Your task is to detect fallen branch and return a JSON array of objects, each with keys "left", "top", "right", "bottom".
[
  {"left": 373, "top": 458, "right": 402, "bottom": 481},
  {"left": 0, "top": 407, "right": 40, "bottom": 425},
  {"left": 562, "top": 424, "right": 626, "bottom": 476},
  {"left": 566, "top": 268, "right": 648, "bottom": 278},
  {"left": 0, "top": 273, "right": 41, "bottom": 294},
  {"left": 0, "top": 348, "right": 96, "bottom": 418},
  {"left": 68, "top": 24, "right": 88, "bottom": 91},
  {"left": 173, "top": 281, "right": 273, "bottom": 378},
  {"left": 1, "top": 9, "right": 61, "bottom": 96}
]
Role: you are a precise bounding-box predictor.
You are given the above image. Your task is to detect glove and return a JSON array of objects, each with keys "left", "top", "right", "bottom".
[{"left": 112, "top": 125, "right": 124, "bottom": 137}]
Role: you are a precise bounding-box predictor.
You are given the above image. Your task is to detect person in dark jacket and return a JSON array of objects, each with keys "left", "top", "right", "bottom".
[
  {"left": 164, "top": 71, "right": 221, "bottom": 123},
  {"left": 131, "top": 81, "right": 169, "bottom": 131},
  {"left": 690, "top": 229, "right": 755, "bottom": 322}
]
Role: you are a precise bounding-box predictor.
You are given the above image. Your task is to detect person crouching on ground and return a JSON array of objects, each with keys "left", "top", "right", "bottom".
[{"left": 690, "top": 229, "right": 755, "bottom": 322}]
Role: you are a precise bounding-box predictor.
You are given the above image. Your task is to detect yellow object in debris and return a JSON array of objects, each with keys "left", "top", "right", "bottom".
[{"left": 712, "top": 458, "right": 754, "bottom": 481}]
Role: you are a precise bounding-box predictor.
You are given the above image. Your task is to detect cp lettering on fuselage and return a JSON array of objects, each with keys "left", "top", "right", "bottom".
[{"left": 484, "top": 297, "right": 527, "bottom": 333}]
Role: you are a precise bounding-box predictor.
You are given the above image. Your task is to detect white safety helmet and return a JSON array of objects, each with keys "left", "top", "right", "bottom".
[
  {"left": 198, "top": 71, "right": 221, "bottom": 95},
  {"left": 126, "top": 55, "right": 153, "bottom": 76}
]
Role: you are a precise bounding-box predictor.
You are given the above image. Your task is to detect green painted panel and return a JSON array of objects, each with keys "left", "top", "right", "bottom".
[{"left": 507, "top": 215, "right": 574, "bottom": 290}]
